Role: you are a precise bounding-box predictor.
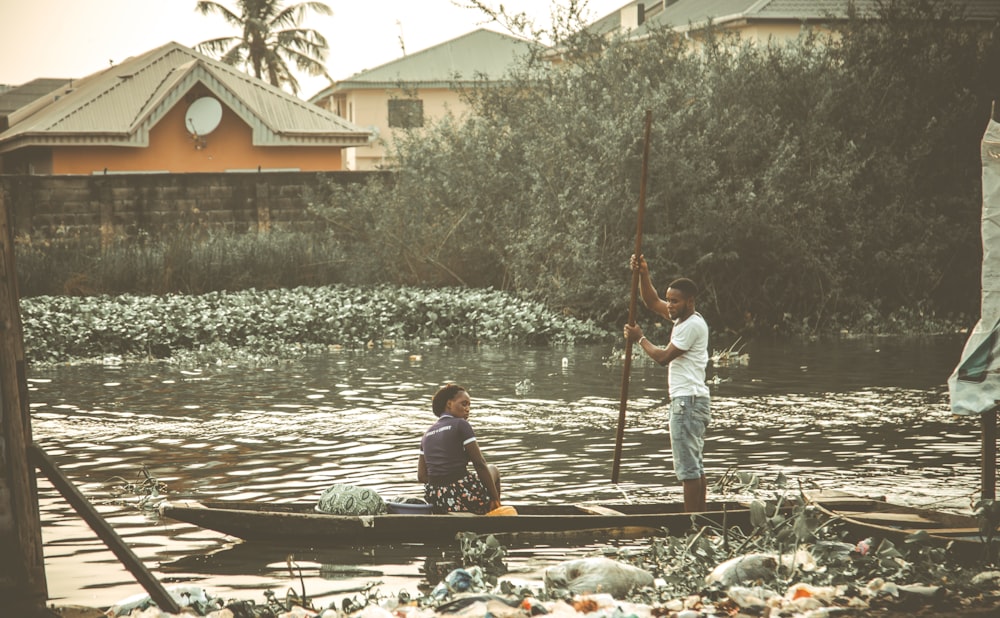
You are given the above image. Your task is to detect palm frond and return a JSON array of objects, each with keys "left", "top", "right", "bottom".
[
  {"left": 194, "top": 1, "right": 244, "bottom": 28},
  {"left": 194, "top": 0, "right": 333, "bottom": 93},
  {"left": 195, "top": 37, "right": 243, "bottom": 57}
]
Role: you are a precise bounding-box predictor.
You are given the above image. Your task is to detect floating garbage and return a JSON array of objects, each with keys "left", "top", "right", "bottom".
[
  {"left": 544, "top": 557, "right": 653, "bottom": 598},
  {"left": 91, "top": 487, "right": 1000, "bottom": 618},
  {"left": 107, "top": 585, "right": 215, "bottom": 616},
  {"left": 514, "top": 379, "right": 534, "bottom": 395},
  {"left": 705, "top": 549, "right": 815, "bottom": 587},
  {"left": 431, "top": 566, "right": 489, "bottom": 600}
]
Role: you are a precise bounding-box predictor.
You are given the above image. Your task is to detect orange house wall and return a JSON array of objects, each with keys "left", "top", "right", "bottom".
[{"left": 51, "top": 101, "right": 344, "bottom": 174}]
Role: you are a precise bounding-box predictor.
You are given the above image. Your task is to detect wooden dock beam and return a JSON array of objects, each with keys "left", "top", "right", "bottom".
[{"left": 0, "top": 183, "right": 48, "bottom": 613}]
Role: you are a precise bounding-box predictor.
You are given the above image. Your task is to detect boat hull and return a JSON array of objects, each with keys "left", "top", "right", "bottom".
[
  {"left": 805, "top": 492, "right": 998, "bottom": 562},
  {"left": 161, "top": 500, "right": 758, "bottom": 546}
]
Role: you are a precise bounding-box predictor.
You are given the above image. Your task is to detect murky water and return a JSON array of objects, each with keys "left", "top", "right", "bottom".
[{"left": 26, "top": 335, "right": 979, "bottom": 609}]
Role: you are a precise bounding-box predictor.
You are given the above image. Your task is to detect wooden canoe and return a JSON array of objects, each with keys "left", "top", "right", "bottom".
[
  {"left": 160, "top": 499, "right": 764, "bottom": 546},
  {"left": 805, "top": 492, "right": 999, "bottom": 562}
]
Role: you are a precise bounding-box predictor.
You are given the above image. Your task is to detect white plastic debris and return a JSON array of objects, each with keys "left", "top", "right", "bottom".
[
  {"left": 706, "top": 550, "right": 815, "bottom": 587},
  {"left": 706, "top": 554, "right": 778, "bottom": 586},
  {"left": 108, "top": 585, "right": 214, "bottom": 617},
  {"left": 725, "top": 585, "right": 779, "bottom": 609},
  {"left": 356, "top": 606, "right": 393, "bottom": 618},
  {"left": 544, "top": 557, "right": 654, "bottom": 598},
  {"left": 972, "top": 570, "right": 1000, "bottom": 588}
]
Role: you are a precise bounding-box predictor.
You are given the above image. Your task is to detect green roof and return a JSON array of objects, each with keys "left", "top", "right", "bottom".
[
  {"left": 316, "top": 29, "right": 536, "bottom": 98},
  {"left": 589, "top": 0, "right": 1000, "bottom": 37}
]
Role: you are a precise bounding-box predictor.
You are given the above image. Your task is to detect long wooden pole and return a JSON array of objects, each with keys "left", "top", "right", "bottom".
[{"left": 612, "top": 109, "right": 653, "bottom": 484}]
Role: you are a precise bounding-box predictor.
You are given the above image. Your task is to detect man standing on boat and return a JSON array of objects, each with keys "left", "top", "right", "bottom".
[{"left": 623, "top": 255, "right": 711, "bottom": 512}]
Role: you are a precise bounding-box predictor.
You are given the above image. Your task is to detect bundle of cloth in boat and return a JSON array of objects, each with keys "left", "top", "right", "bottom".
[{"left": 316, "top": 484, "right": 387, "bottom": 515}]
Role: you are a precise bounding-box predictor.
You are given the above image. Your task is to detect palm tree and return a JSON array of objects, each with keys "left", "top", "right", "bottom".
[{"left": 195, "top": 0, "right": 333, "bottom": 95}]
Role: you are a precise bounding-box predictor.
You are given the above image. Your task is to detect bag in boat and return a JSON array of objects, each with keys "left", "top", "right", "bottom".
[
  {"left": 486, "top": 505, "right": 518, "bottom": 516},
  {"left": 316, "top": 484, "right": 387, "bottom": 515}
]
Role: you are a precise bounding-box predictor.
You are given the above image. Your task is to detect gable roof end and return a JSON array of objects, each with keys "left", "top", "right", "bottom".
[{"left": 0, "top": 41, "right": 371, "bottom": 154}]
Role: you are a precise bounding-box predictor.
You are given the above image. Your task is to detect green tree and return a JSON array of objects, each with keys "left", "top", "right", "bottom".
[
  {"left": 194, "top": 0, "right": 332, "bottom": 94},
  {"left": 311, "top": 1, "right": 999, "bottom": 334}
]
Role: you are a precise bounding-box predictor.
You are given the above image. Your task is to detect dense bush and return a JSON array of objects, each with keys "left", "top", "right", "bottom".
[
  {"left": 310, "top": 1, "right": 999, "bottom": 335},
  {"left": 20, "top": 285, "right": 608, "bottom": 364}
]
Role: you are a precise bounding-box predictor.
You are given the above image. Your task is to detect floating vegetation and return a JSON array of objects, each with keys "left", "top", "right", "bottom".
[
  {"left": 105, "top": 465, "right": 168, "bottom": 511},
  {"left": 711, "top": 337, "right": 749, "bottom": 368},
  {"left": 20, "top": 285, "right": 609, "bottom": 365}
]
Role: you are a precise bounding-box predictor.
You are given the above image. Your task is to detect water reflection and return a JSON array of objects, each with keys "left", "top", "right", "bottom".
[{"left": 27, "top": 336, "right": 976, "bottom": 608}]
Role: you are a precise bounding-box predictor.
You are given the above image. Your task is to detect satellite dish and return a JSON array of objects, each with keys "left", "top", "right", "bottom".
[{"left": 185, "top": 97, "right": 223, "bottom": 135}]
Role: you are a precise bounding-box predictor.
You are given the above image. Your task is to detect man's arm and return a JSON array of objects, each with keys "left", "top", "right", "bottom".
[
  {"left": 632, "top": 255, "right": 670, "bottom": 319},
  {"left": 624, "top": 323, "right": 687, "bottom": 366},
  {"left": 637, "top": 338, "right": 686, "bottom": 367}
]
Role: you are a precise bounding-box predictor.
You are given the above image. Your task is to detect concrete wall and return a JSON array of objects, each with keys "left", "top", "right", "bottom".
[{"left": 0, "top": 171, "right": 389, "bottom": 247}]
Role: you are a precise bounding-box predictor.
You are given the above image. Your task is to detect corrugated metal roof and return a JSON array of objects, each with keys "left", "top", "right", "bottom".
[
  {"left": 318, "top": 29, "right": 536, "bottom": 96},
  {"left": 595, "top": 0, "right": 999, "bottom": 36},
  {"left": 0, "top": 78, "right": 72, "bottom": 116},
  {"left": 752, "top": 0, "right": 1000, "bottom": 20},
  {"left": 0, "top": 41, "right": 371, "bottom": 152}
]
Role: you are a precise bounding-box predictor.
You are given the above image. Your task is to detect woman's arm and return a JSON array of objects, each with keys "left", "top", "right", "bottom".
[
  {"left": 465, "top": 442, "right": 501, "bottom": 510},
  {"left": 417, "top": 454, "right": 428, "bottom": 483}
]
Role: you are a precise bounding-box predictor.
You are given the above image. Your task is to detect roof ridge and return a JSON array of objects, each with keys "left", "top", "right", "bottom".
[
  {"left": 44, "top": 42, "right": 187, "bottom": 132},
  {"left": 339, "top": 28, "right": 529, "bottom": 81},
  {"left": 129, "top": 52, "right": 197, "bottom": 130},
  {"left": 745, "top": 0, "right": 776, "bottom": 16}
]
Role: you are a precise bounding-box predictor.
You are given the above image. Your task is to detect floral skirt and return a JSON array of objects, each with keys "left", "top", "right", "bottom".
[{"left": 424, "top": 471, "right": 490, "bottom": 514}]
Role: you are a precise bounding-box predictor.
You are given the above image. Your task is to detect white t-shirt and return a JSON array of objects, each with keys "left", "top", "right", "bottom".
[{"left": 668, "top": 311, "right": 710, "bottom": 398}]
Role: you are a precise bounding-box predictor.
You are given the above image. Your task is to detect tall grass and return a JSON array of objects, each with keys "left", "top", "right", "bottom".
[{"left": 15, "top": 228, "right": 350, "bottom": 297}]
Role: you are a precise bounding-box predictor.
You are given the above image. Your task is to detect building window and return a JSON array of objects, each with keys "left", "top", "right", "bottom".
[{"left": 388, "top": 99, "right": 424, "bottom": 128}]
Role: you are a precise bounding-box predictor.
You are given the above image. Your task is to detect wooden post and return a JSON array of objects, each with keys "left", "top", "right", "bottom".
[
  {"left": 0, "top": 183, "right": 48, "bottom": 613},
  {"left": 984, "top": 404, "right": 998, "bottom": 501},
  {"left": 96, "top": 177, "right": 115, "bottom": 252},
  {"left": 256, "top": 178, "right": 271, "bottom": 232}
]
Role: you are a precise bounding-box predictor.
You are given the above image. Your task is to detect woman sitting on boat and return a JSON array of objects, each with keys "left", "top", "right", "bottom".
[{"left": 418, "top": 384, "right": 502, "bottom": 514}]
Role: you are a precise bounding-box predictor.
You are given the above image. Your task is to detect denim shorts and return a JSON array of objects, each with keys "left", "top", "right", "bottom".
[{"left": 669, "top": 395, "right": 711, "bottom": 481}]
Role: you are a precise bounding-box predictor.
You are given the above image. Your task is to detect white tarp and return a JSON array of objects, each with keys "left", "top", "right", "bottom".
[{"left": 949, "top": 118, "right": 1000, "bottom": 415}]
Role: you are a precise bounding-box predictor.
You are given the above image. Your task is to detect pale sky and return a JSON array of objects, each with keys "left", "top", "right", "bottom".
[{"left": 0, "top": 0, "right": 626, "bottom": 99}]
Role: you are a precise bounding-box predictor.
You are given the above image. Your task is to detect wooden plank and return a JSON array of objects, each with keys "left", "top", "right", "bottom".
[
  {"left": 575, "top": 504, "right": 627, "bottom": 516},
  {"left": 838, "top": 511, "right": 938, "bottom": 525},
  {"left": 494, "top": 526, "right": 660, "bottom": 544},
  {"left": 928, "top": 528, "right": 991, "bottom": 536}
]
